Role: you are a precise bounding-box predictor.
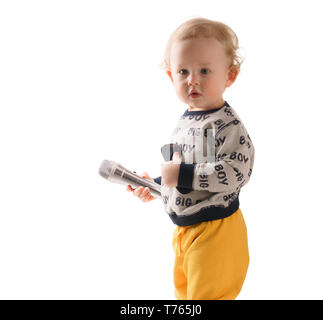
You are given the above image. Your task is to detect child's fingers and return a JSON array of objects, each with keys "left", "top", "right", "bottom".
[
  {"left": 138, "top": 187, "right": 151, "bottom": 201},
  {"left": 133, "top": 186, "right": 144, "bottom": 197},
  {"left": 139, "top": 187, "right": 150, "bottom": 199},
  {"left": 130, "top": 186, "right": 155, "bottom": 202},
  {"left": 141, "top": 188, "right": 155, "bottom": 202},
  {"left": 143, "top": 193, "right": 155, "bottom": 202}
]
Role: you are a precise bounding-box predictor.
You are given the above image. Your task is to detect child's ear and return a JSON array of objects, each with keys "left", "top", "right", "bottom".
[
  {"left": 166, "top": 69, "right": 174, "bottom": 83},
  {"left": 226, "top": 66, "right": 239, "bottom": 88}
]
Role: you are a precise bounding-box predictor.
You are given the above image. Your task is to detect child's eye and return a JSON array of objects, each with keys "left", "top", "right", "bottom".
[
  {"left": 179, "top": 69, "right": 188, "bottom": 75},
  {"left": 201, "top": 68, "right": 210, "bottom": 74}
]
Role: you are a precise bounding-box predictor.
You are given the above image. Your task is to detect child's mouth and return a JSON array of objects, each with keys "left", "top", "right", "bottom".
[{"left": 190, "top": 92, "right": 201, "bottom": 98}]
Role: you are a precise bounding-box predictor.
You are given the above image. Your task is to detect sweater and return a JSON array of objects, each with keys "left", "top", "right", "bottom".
[{"left": 154, "top": 101, "right": 255, "bottom": 226}]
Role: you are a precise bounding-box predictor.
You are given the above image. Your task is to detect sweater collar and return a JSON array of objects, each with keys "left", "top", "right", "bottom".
[{"left": 183, "top": 101, "right": 229, "bottom": 116}]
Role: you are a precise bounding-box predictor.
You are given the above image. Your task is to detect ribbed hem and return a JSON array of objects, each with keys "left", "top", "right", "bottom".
[
  {"left": 177, "top": 162, "right": 195, "bottom": 189},
  {"left": 168, "top": 197, "right": 239, "bottom": 226}
]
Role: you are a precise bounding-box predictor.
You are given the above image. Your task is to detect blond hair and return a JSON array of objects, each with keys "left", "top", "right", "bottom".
[{"left": 162, "top": 17, "right": 244, "bottom": 72}]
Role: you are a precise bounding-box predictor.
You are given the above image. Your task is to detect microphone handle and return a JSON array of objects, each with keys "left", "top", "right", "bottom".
[
  {"left": 99, "top": 160, "right": 162, "bottom": 199},
  {"left": 121, "top": 170, "right": 162, "bottom": 199}
]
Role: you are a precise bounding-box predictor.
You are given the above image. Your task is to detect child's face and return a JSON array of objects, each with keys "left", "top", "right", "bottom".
[{"left": 167, "top": 37, "right": 238, "bottom": 111}]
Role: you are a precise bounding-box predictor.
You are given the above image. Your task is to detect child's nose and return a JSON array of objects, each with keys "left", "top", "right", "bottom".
[{"left": 188, "top": 74, "right": 200, "bottom": 86}]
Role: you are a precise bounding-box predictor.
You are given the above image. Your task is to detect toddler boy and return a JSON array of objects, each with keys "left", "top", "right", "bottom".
[{"left": 127, "top": 17, "right": 255, "bottom": 300}]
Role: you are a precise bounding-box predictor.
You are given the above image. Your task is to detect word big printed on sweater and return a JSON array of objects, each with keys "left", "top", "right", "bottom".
[{"left": 154, "top": 101, "right": 255, "bottom": 226}]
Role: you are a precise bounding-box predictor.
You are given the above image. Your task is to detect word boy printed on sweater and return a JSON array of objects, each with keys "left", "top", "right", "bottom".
[{"left": 156, "top": 101, "right": 255, "bottom": 227}]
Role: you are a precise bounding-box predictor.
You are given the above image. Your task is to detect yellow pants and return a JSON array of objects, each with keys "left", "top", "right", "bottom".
[{"left": 172, "top": 208, "right": 249, "bottom": 300}]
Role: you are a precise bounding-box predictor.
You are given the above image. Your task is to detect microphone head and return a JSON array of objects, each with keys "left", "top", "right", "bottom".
[{"left": 99, "top": 160, "right": 116, "bottom": 179}]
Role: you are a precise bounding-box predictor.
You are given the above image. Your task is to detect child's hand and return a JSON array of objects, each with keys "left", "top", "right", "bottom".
[
  {"left": 161, "top": 152, "right": 181, "bottom": 187},
  {"left": 126, "top": 172, "right": 156, "bottom": 202}
]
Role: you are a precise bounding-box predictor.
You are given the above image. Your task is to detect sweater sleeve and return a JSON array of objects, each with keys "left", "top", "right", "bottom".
[{"left": 177, "top": 121, "right": 254, "bottom": 193}]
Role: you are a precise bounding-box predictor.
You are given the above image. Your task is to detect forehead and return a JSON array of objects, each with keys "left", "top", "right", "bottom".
[{"left": 170, "top": 37, "right": 227, "bottom": 67}]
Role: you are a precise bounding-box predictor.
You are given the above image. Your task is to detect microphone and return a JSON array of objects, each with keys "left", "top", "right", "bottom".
[{"left": 98, "top": 160, "right": 161, "bottom": 199}]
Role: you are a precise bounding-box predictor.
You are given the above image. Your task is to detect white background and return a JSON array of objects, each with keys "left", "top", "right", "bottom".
[{"left": 1, "top": 0, "right": 323, "bottom": 300}]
